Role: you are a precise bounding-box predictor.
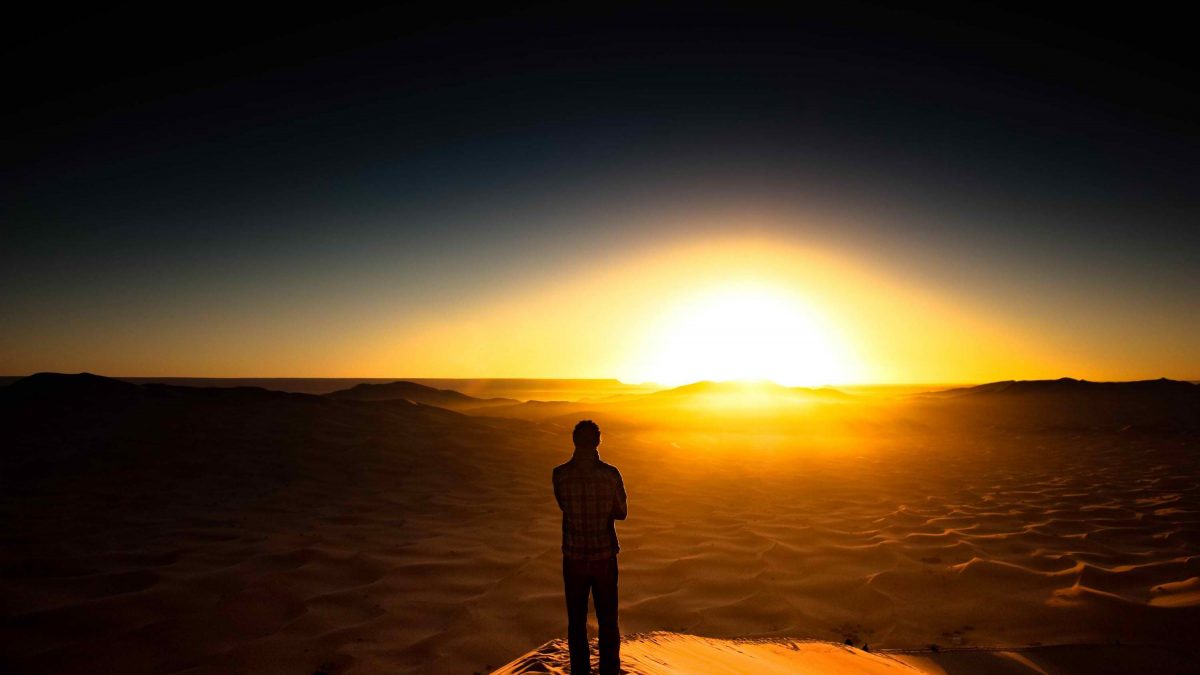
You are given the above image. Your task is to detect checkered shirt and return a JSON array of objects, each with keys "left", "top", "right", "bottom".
[{"left": 553, "top": 451, "right": 627, "bottom": 560}]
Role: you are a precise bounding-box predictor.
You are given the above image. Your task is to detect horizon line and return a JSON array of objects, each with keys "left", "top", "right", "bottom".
[{"left": 3, "top": 373, "right": 1198, "bottom": 387}]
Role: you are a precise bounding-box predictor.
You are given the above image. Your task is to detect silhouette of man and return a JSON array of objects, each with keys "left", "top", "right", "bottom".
[{"left": 553, "top": 419, "right": 627, "bottom": 674}]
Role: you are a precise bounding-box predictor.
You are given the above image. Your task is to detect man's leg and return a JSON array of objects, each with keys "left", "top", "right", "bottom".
[
  {"left": 593, "top": 557, "right": 620, "bottom": 675},
  {"left": 563, "top": 557, "right": 591, "bottom": 674}
]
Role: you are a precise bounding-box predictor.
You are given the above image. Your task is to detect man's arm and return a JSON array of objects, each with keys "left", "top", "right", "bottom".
[
  {"left": 553, "top": 467, "right": 565, "bottom": 511},
  {"left": 611, "top": 469, "right": 628, "bottom": 520}
]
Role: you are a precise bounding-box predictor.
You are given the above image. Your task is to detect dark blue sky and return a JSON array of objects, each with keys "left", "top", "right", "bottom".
[{"left": 2, "top": 3, "right": 1197, "bottom": 377}]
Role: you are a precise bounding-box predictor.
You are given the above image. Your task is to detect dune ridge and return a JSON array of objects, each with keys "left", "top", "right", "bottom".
[
  {"left": 324, "top": 380, "right": 519, "bottom": 410},
  {"left": 493, "top": 631, "right": 1194, "bottom": 674}
]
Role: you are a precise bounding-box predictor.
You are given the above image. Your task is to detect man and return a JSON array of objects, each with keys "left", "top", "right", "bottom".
[{"left": 553, "top": 419, "right": 627, "bottom": 675}]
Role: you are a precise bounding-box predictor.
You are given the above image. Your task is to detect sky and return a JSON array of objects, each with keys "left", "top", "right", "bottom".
[{"left": 2, "top": 3, "right": 1197, "bottom": 384}]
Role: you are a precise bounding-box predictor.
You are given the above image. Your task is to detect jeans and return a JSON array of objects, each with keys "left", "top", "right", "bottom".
[{"left": 563, "top": 556, "right": 620, "bottom": 674}]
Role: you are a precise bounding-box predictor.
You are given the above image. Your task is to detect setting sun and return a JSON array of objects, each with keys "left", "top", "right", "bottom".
[{"left": 627, "top": 282, "right": 859, "bottom": 386}]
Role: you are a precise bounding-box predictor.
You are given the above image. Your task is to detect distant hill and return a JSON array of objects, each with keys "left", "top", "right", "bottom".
[
  {"left": 472, "top": 399, "right": 582, "bottom": 420},
  {"left": 472, "top": 376, "right": 1200, "bottom": 433},
  {"left": 3, "top": 371, "right": 142, "bottom": 400},
  {"left": 911, "top": 377, "right": 1200, "bottom": 432},
  {"left": 404, "top": 378, "right": 660, "bottom": 401},
  {"left": 473, "top": 379, "right": 852, "bottom": 424},
  {"left": 0, "top": 376, "right": 660, "bottom": 399},
  {"left": 0, "top": 372, "right": 485, "bottom": 478},
  {"left": 324, "top": 380, "right": 517, "bottom": 410},
  {"left": 921, "top": 377, "right": 1199, "bottom": 399},
  {"left": 3, "top": 371, "right": 336, "bottom": 409}
]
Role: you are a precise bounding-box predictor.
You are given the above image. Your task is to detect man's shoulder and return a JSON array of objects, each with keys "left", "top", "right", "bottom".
[
  {"left": 598, "top": 460, "right": 623, "bottom": 479},
  {"left": 553, "top": 457, "right": 620, "bottom": 480}
]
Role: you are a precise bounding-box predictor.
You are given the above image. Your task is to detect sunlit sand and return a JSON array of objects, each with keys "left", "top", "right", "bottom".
[{"left": 495, "top": 632, "right": 1192, "bottom": 674}]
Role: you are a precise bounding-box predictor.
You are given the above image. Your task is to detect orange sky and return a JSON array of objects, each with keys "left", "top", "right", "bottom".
[
  {"left": 4, "top": 207, "right": 1196, "bottom": 384},
  {"left": 380, "top": 237, "right": 1063, "bottom": 386}
]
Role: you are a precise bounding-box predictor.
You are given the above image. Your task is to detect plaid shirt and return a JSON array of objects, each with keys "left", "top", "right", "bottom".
[{"left": 553, "top": 450, "right": 627, "bottom": 560}]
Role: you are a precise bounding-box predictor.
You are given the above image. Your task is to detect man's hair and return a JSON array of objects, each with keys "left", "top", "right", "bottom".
[{"left": 573, "top": 419, "right": 601, "bottom": 447}]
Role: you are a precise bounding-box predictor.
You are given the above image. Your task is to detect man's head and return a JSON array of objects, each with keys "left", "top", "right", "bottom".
[{"left": 572, "top": 419, "right": 601, "bottom": 451}]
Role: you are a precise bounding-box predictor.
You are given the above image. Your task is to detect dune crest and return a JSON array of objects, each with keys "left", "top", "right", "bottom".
[
  {"left": 493, "top": 632, "right": 917, "bottom": 674},
  {"left": 492, "top": 631, "right": 1194, "bottom": 674}
]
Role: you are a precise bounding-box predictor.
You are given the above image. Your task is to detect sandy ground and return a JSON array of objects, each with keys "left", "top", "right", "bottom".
[
  {"left": 494, "top": 632, "right": 1194, "bottom": 674},
  {"left": 1, "top": 376, "right": 1197, "bottom": 673}
]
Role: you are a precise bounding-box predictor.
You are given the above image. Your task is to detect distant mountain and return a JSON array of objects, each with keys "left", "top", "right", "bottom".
[
  {"left": 472, "top": 380, "right": 851, "bottom": 424},
  {"left": 324, "top": 380, "right": 517, "bottom": 410},
  {"left": 3, "top": 371, "right": 142, "bottom": 400},
  {"left": 911, "top": 377, "right": 1200, "bottom": 432},
  {"left": 0, "top": 372, "right": 522, "bottom": 483},
  {"left": 1, "top": 371, "right": 339, "bottom": 412},
  {"left": 471, "top": 399, "right": 581, "bottom": 419},
  {"left": 922, "top": 377, "right": 1199, "bottom": 399}
]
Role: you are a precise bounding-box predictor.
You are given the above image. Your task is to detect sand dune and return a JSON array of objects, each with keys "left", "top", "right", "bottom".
[
  {"left": 324, "top": 380, "right": 519, "bottom": 410},
  {"left": 495, "top": 633, "right": 919, "bottom": 674},
  {"left": 2, "top": 374, "right": 1198, "bottom": 673},
  {"left": 494, "top": 632, "right": 1194, "bottom": 674}
]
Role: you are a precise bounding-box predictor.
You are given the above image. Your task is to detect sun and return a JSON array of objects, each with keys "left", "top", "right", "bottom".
[{"left": 626, "top": 283, "right": 858, "bottom": 387}]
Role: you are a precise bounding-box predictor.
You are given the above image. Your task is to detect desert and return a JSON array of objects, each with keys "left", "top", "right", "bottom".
[{"left": 2, "top": 374, "right": 1196, "bottom": 673}]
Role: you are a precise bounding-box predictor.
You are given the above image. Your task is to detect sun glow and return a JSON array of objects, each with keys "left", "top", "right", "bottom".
[
  {"left": 629, "top": 282, "right": 858, "bottom": 387},
  {"left": 383, "top": 232, "right": 1063, "bottom": 386}
]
